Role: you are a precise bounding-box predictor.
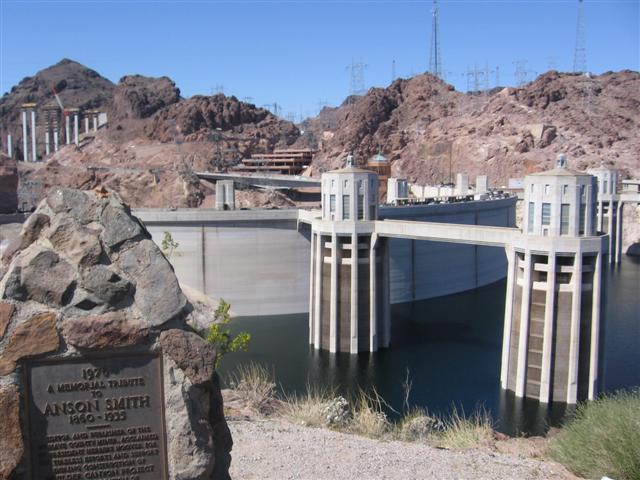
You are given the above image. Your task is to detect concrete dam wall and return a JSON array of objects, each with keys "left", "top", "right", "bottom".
[{"left": 135, "top": 197, "right": 516, "bottom": 317}]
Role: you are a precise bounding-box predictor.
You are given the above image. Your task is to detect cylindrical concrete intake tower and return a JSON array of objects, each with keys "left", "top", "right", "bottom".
[
  {"left": 501, "top": 154, "right": 607, "bottom": 404},
  {"left": 309, "top": 158, "right": 390, "bottom": 353}
]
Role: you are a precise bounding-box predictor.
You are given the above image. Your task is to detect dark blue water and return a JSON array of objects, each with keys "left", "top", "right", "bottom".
[{"left": 219, "top": 257, "right": 640, "bottom": 435}]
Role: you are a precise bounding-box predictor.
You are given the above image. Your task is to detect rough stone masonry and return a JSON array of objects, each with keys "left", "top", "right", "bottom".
[{"left": 0, "top": 187, "right": 232, "bottom": 479}]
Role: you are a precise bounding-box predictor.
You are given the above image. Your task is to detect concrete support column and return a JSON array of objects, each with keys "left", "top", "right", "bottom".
[
  {"left": 45, "top": 131, "right": 50, "bottom": 156},
  {"left": 567, "top": 251, "right": 583, "bottom": 404},
  {"left": 7, "top": 135, "right": 12, "bottom": 157},
  {"left": 500, "top": 247, "right": 517, "bottom": 388},
  {"left": 65, "top": 115, "right": 71, "bottom": 145},
  {"left": 369, "top": 234, "right": 378, "bottom": 352},
  {"left": 539, "top": 250, "right": 557, "bottom": 403},
  {"left": 329, "top": 233, "right": 339, "bottom": 353},
  {"left": 615, "top": 202, "right": 623, "bottom": 264},
  {"left": 74, "top": 113, "right": 79, "bottom": 146},
  {"left": 85, "top": 117, "right": 89, "bottom": 134},
  {"left": 515, "top": 250, "right": 532, "bottom": 398},
  {"left": 22, "top": 111, "right": 28, "bottom": 162},
  {"left": 313, "top": 234, "right": 323, "bottom": 349},
  {"left": 607, "top": 200, "right": 616, "bottom": 259},
  {"left": 588, "top": 251, "right": 602, "bottom": 399},
  {"left": 93, "top": 114, "right": 98, "bottom": 132},
  {"left": 308, "top": 233, "right": 316, "bottom": 345},
  {"left": 30, "top": 110, "right": 37, "bottom": 162},
  {"left": 382, "top": 239, "right": 391, "bottom": 348},
  {"left": 350, "top": 233, "right": 359, "bottom": 354},
  {"left": 585, "top": 187, "right": 594, "bottom": 235},
  {"left": 597, "top": 200, "right": 604, "bottom": 231},
  {"left": 53, "top": 125, "right": 59, "bottom": 152}
]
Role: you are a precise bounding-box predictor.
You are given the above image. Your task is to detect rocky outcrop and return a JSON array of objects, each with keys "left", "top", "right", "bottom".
[
  {"left": 0, "top": 187, "right": 232, "bottom": 479},
  {"left": 145, "top": 93, "right": 299, "bottom": 153},
  {"left": 0, "top": 59, "right": 114, "bottom": 157},
  {"left": 0, "top": 153, "right": 18, "bottom": 213},
  {"left": 299, "top": 70, "right": 640, "bottom": 186},
  {"left": 111, "top": 74, "right": 181, "bottom": 119}
]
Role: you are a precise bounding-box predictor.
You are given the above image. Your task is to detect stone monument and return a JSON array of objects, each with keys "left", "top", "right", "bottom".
[{"left": 0, "top": 187, "right": 232, "bottom": 479}]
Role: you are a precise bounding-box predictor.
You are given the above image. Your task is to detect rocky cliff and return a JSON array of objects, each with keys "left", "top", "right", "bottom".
[{"left": 299, "top": 70, "right": 640, "bottom": 186}]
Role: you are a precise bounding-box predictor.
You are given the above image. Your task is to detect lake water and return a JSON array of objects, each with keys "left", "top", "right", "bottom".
[{"left": 219, "top": 256, "right": 640, "bottom": 435}]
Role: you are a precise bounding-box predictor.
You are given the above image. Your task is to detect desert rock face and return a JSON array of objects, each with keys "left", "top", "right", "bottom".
[
  {"left": 111, "top": 74, "right": 181, "bottom": 120},
  {"left": 299, "top": 71, "right": 640, "bottom": 187},
  {"left": 145, "top": 93, "right": 299, "bottom": 150},
  {"left": 0, "top": 59, "right": 638, "bottom": 213},
  {"left": 0, "top": 187, "right": 232, "bottom": 480}
]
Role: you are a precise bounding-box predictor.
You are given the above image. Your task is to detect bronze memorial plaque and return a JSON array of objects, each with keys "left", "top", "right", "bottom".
[{"left": 25, "top": 354, "right": 169, "bottom": 480}]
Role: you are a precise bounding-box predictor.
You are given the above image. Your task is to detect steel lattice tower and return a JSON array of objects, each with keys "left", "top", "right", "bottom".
[
  {"left": 429, "top": 0, "right": 442, "bottom": 79},
  {"left": 346, "top": 59, "right": 368, "bottom": 96},
  {"left": 573, "top": 0, "right": 587, "bottom": 73}
]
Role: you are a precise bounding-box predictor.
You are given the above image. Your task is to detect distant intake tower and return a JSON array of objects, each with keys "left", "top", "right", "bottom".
[
  {"left": 501, "top": 154, "right": 605, "bottom": 404},
  {"left": 308, "top": 156, "right": 390, "bottom": 353}
]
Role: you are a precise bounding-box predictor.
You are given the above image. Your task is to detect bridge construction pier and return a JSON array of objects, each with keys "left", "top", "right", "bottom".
[
  {"left": 309, "top": 157, "right": 390, "bottom": 353},
  {"left": 215, "top": 180, "right": 236, "bottom": 210},
  {"left": 501, "top": 155, "right": 606, "bottom": 404},
  {"left": 20, "top": 103, "right": 37, "bottom": 162}
]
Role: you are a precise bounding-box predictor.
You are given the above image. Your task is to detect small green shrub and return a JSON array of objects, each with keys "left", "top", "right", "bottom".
[
  {"left": 549, "top": 389, "right": 640, "bottom": 480},
  {"left": 202, "top": 299, "right": 250, "bottom": 367},
  {"left": 161, "top": 231, "right": 179, "bottom": 259}
]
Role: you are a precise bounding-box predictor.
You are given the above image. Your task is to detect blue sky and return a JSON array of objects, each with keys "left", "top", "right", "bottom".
[{"left": 1, "top": 0, "right": 638, "bottom": 120}]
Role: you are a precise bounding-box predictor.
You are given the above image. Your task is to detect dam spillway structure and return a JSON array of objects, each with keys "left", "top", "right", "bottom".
[
  {"left": 308, "top": 156, "right": 390, "bottom": 353},
  {"left": 501, "top": 154, "right": 605, "bottom": 404}
]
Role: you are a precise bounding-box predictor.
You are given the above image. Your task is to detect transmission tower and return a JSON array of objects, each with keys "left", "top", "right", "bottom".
[
  {"left": 464, "top": 64, "right": 485, "bottom": 92},
  {"left": 428, "top": 0, "right": 443, "bottom": 79},
  {"left": 391, "top": 59, "right": 396, "bottom": 83},
  {"left": 346, "top": 59, "right": 368, "bottom": 96},
  {"left": 513, "top": 60, "right": 531, "bottom": 87},
  {"left": 546, "top": 55, "right": 558, "bottom": 72},
  {"left": 573, "top": 0, "right": 587, "bottom": 73}
]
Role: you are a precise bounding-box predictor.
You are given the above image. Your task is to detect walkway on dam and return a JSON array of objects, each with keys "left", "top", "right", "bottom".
[
  {"left": 374, "top": 220, "right": 518, "bottom": 247},
  {"left": 195, "top": 171, "right": 321, "bottom": 189}
]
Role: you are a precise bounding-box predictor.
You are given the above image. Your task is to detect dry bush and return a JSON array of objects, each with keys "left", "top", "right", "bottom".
[
  {"left": 439, "top": 407, "right": 494, "bottom": 450},
  {"left": 227, "top": 362, "right": 276, "bottom": 414}
]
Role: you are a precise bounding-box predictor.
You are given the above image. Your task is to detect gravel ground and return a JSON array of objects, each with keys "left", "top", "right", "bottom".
[{"left": 228, "top": 418, "right": 577, "bottom": 480}]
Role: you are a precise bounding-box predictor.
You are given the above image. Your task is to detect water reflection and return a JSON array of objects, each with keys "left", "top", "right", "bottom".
[{"left": 219, "top": 257, "right": 640, "bottom": 435}]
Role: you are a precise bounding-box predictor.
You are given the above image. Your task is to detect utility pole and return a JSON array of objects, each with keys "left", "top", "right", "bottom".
[
  {"left": 391, "top": 59, "right": 396, "bottom": 83},
  {"left": 573, "top": 0, "right": 587, "bottom": 73},
  {"left": 428, "top": 0, "right": 443, "bottom": 79}
]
